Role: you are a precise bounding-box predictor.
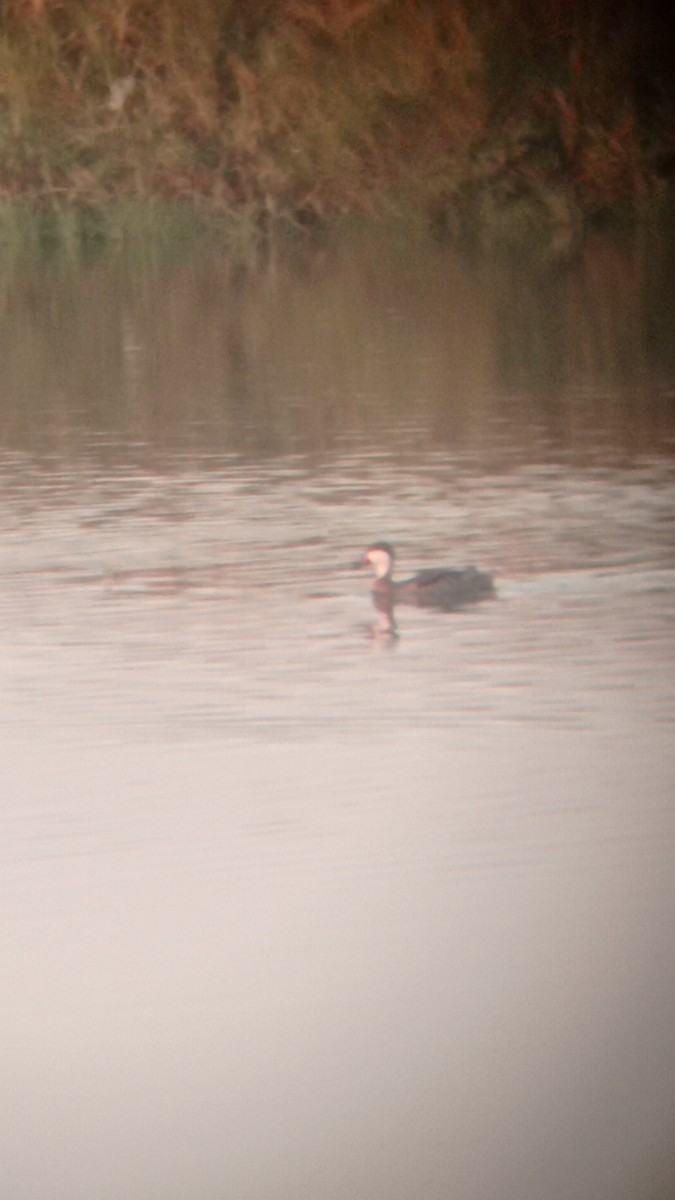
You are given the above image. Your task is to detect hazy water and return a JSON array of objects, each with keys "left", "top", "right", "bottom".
[{"left": 1, "top": 229, "right": 675, "bottom": 1200}]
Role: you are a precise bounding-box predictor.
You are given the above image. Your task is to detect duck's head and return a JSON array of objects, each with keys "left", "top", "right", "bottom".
[{"left": 354, "top": 541, "right": 395, "bottom": 580}]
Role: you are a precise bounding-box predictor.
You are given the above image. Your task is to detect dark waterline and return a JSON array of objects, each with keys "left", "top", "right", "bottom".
[{"left": 1, "top": 225, "right": 674, "bottom": 467}]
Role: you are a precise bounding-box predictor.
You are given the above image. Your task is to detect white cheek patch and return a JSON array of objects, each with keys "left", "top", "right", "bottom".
[{"left": 367, "top": 549, "right": 391, "bottom": 578}]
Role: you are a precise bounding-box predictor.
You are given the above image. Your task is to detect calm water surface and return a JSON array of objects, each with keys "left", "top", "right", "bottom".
[{"left": 2, "top": 231, "right": 675, "bottom": 1200}]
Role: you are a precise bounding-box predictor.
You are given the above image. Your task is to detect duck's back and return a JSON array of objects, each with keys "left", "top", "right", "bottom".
[{"left": 400, "top": 565, "right": 494, "bottom": 610}]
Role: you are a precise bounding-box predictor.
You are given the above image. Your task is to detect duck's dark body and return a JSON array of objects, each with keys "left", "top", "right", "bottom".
[
  {"left": 357, "top": 542, "right": 495, "bottom": 613},
  {"left": 385, "top": 564, "right": 494, "bottom": 609}
]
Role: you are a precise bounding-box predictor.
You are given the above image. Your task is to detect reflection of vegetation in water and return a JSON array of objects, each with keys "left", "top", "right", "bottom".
[
  {"left": 0, "top": 230, "right": 673, "bottom": 464},
  {"left": 0, "top": 0, "right": 672, "bottom": 251}
]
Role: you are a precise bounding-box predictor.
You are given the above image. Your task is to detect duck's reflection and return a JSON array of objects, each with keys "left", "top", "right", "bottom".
[{"left": 367, "top": 590, "right": 399, "bottom": 643}]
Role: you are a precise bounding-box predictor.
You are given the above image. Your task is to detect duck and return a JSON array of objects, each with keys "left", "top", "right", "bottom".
[{"left": 354, "top": 541, "right": 495, "bottom": 612}]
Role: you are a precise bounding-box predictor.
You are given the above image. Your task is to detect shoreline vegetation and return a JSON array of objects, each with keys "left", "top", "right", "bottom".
[{"left": 0, "top": 0, "right": 673, "bottom": 257}]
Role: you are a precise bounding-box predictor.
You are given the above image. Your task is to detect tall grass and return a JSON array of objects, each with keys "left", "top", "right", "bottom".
[{"left": 0, "top": 0, "right": 671, "bottom": 251}]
